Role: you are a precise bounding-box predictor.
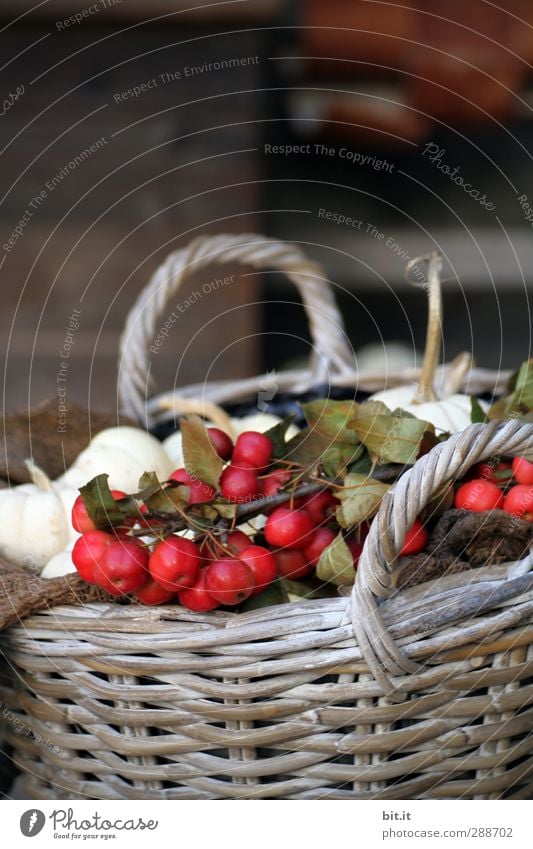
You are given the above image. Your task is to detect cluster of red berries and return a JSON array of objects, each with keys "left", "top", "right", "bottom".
[
  {"left": 70, "top": 428, "right": 364, "bottom": 610},
  {"left": 454, "top": 456, "right": 533, "bottom": 519},
  {"left": 72, "top": 428, "right": 532, "bottom": 610},
  {"left": 387, "top": 456, "right": 533, "bottom": 563}
]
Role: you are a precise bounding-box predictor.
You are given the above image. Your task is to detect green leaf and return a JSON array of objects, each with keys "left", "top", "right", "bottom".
[
  {"left": 79, "top": 474, "right": 138, "bottom": 529},
  {"left": 470, "top": 396, "right": 488, "bottom": 424},
  {"left": 490, "top": 359, "right": 533, "bottom": 421},
  {"left": 350, "top": 402, "right": 430, "bottom": 465},
  {"left": 284, "top": 429, "right": 362, "bottom": 478},
  {"left": 284, "top": 400, "right": 363, "bottom": 476},
  {"left": 196, "top": 504, "right": 219, "bottom": 521},
  {"left": 180, "top": 415, "right": 224, "bottom": 489},
  {"left": 211, "top": 501, "right": 237, "bottom": 520},
  {"left": 348, "top": 449, "right": 373, "bottom": 475},
  {"left": 136, "top": 471, "right": 167, "bottom": 501},
  {"left": 135, "top": 470, "right": 190, "bottom": 515},
  {"left": 264, "top": 415, "right": 296, "bottom": 459},
  {"left": 507, "top": 360, "right": 533, "bottom": 415},
  {"left": 316, "top": 532, "right": 356, "bottom": 587},
  {"left": 487, "top": 396, "right": 505, "bottom": 421},
  {"left": 282, "top": 577, "right": 335, "bottom": 600},
  {"left": 335, "top": 473, "right": 390, "bottom": 529},
  {"left": 301, "top": 399, "right": 360, "bottom": 444},
  {"left": 239, "top": 579, "right": 289, "bottom": 611}
]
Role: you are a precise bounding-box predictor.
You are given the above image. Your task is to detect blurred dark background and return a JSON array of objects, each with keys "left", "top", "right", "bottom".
[{"left": 1, "top": 0, "right": 532, "bottom": 413}]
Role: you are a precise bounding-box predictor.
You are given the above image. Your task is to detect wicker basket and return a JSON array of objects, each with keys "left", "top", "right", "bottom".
[{"left": 1, "top": 235, "right": 532, "bottom": 801}]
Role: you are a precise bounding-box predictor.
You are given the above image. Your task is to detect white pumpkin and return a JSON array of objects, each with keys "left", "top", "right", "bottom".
[
  {"left": 60, "top": 426, "right": 172, "bottom": 491},
  {"left": 371, "top": 384, "right": 488, "bottom": 433},
  {"left": 41, "top": 548, "right": 76, "bottom": 579},
  {"left": 0, "top": 464, "right": 76, "bottom": 571},
  {"left": 369, "top": 253, "right": 486, "bottom": 434},
  {"left": 232, "top": 413, "right": 300, "bottom": 439},
  {"left": 1, "top": 427, "right": 174, "bottom": 573},
  {"left": 162, "top": 430, "right": 186, "bottom": 469}
]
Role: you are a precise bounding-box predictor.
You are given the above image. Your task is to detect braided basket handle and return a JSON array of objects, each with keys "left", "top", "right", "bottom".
[
  {"left": 352, "top": 418, "right": 533, "bottom": 694},
  {"left": 118, "top": 234, "right": 355, "bottom": 424}
]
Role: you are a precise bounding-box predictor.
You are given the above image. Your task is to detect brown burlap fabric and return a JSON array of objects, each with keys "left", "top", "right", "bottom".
[
  {"left": 0, "top": 560, "right": 115, "bottom": 632},
  {"left": 0, "top": 398, "right": 134, "bottom": 484}
]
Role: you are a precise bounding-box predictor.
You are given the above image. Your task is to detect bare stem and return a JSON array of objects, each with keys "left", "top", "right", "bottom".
[
  {"left": 131, "top": 465, "right": 407, "bottom": 540},
  {"left": 406, "top": 252, "right": 443, "bottom": 404},
  {"left": 233, "top": 481, "right": 325, "bottom": 521}
]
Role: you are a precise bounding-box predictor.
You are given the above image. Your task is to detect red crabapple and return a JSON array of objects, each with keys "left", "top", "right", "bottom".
[
  {"left": 169, "top": 468, "right": 216, "bottom": 504},
  {"left": 264, "top": 507, "right": 314, "bottom": 550},
  {"left": 239, "top": 545, "right": 278, "bottom": 596},
  {"left": 149, "top": 536, "right": 202, "bottom": 591},
  {"left": 179, "top": 570, "right": 220, "bottom": 612},
  {"left": 204, "top": 559, "right": 255, "bottom": 605},
  {"left": 232, "top": 431, "right": 273, "bottom": 470},
  {"left": 454, "top": 480, "right": 503, "bottom": 512},
  {"left": 93, "top": 539, "right": 149, "bottom": 596},
  {"left": 220, "top": 463, "right": 259, "bottom": 502},
  {"left": 208, "top": 427, "right": 233, "bottom": 461}
]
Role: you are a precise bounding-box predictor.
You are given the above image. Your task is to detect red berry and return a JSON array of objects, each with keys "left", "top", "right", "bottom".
[
  {"left": 226, "top": 530, "right": 252, "bottom": 554},
  {"left": 512, "top": 457, "right": 533, "bottom": 486},
  {"left": 503, "top": 485, "right": 533, "bottom": 521},
  {"left": 220, "top": 463, "right": 259, "bottom": 502},
  {"left": 179, "top": 570, "right": 219, "bottom": 612},
  {"left": 260, "top": 470, "right": 291, "bottom": 497},
  {"left": 199, "top": 529, "right": 251, "bottom": 560},
  {"left": 204, "top": 559, "right": 255, "bottom": 605},
  {"left": 133, "top": 577, "right": 176, "bottom": 606},
  {"left": 353, "top": 521, "right": 371, "bottom": 543},
  {"left": 346, "top": 538, "right": 364, "bottom": 569},
  {"left": 94, "top": 539, "right": 149, "bottom": 596},
  {"left": 300, "top": 489, "right": 337, "bottom": 525},
  {"left": 471, "top": 461, "right": 512, "bottom": 483},
  {"left": 149, "top": 536, "right": 202, "bottom": 591},
  {"left": 71, "top": 530, "right": 116, "bottom": 582},
  {"left": 169, "top": 468, "right": 216, "bottom": 505},
  {"left": 264, "top": 507, "right": 314, "bottom": 550},
  {"left": 232, "top": 431, "right": 273, "bottom": 470},
  {"left": 274, "top": 549, "right": 314, "bottom": 580},
  {"left": 399, "top": 519, "right": 429, "bottom": 556},
  {"left": 303, "top": 527, "right": 337, "bottom": 566},
  {"left": 71, "top": 490, "right": 129, "bottom": 533},
  {"left": 208, "top": 427, "right": 233, "bottom": 461},
  {"left": 454, "top": 480, "right": 503, "bottom": 512},
  {"left": 239, "top": 545, "right": 278, "bottom": 596}
]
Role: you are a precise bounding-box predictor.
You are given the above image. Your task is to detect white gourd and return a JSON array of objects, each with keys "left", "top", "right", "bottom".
[
  {"left": 232, "top": 413, "right": 300, "bottom": 439},
  {"left": 0, "top": 464, "right": 76, "bottom": 571},
  {"left": 371, "top": 384, "right": 488, "bottom": 433},
  {"left": 369, "top": 253, "right": 486, "bottom": 434},
  {"left": 41, "top": 547, "right": 77, "bottom": 578},
  {"left": 60, "top": 426, "right": 173, "bottom": 491},
  {"left": 1, "top": 427, "right": 174, "bottom": 573}
]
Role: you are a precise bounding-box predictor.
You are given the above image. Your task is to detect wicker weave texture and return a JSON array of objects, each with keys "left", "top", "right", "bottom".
[
  {"left": 1, "top": 558, "right": 532, "bottom": 800},
  {"left": 117, "top": 234, "right": 511, "bottom": 424}
]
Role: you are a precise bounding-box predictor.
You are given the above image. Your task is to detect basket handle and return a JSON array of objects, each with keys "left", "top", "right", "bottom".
[
  {"left": 118, "top": 234, "right": 355, "bottom": 424},
  {"left": 352, "top": 418, "right": 533, "bottom": 694}
]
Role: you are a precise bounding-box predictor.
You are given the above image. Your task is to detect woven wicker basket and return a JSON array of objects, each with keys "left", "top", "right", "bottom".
[{"left": 1, "top": 235, "right": 532, "bottom": 801}]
